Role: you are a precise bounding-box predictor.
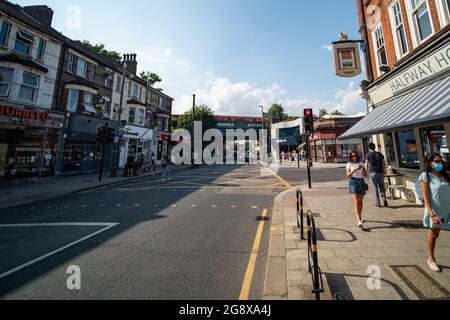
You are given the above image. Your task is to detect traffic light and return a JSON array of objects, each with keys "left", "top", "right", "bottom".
[
  {"left": 106, "top": 127, "right": 116, "bottom": 144},
  {"left": 97, "top": 126, "right": 106, "bottom": 144},
  {"left": 304, "top": 108, "right": 314, "bottom": 134}
]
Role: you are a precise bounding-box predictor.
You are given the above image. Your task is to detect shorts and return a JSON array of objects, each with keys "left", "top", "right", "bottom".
[{"left": 349, "top": 178, "right": 366, "bottom": 196}]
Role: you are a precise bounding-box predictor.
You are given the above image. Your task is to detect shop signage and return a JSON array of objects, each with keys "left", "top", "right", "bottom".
[
  {"left": 332, "top": 41, "right": 362, "bottom": 78},
  {"left": 369, "top": 42, "right": 450, "bottom": 105},
  {"left": 0, "top": 106, "right": 49, "bottom": 122}
]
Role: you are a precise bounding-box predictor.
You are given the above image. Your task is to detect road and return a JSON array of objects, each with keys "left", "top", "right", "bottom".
[{"left": 0, "top": 165, "right": 289, "bottom": 300}]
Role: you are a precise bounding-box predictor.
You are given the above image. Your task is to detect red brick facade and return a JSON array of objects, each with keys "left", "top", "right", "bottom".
[{"left": 357, "top": 0, "right": 449, "bottom": 81}]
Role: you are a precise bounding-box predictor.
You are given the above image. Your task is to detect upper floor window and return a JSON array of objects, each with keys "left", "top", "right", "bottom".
[
  {"left": 18, "top": 72, "right": 39, "bottom": 101},
  {"left": 67, "top": 53, "right": 74, "bottom": 73},
  {"left": 138, "top": 109, "right": 145, "bottom": 125},
  {"left": 132, "top": 83, "right": 139, "bottom": 98},
  {"left": 104, "top": 73, "right": 113, "bottom": 88},
  {"left": 129, "top": 107, "right": 136, "bottom": 124},
  {"left": 436, "top": 0, "right": 450, "bottom": 26},
  {"left": 372, "top": 24, "right": 387, "bottom": 75},
  {"left": 116, "top": 75, "right": 122, "bottom": 92},
  {"left": 0, "top": 21, "right": 11, "bottom": 47},
  {"left": 408, "top": 0, "right": 434, "bottom": 45},
  {"left": 35, "top": 38, "right": 46, "bottom": 61},
  {"left": 158, "top": 96, "right": 165, "bottom": 109},
  {"left": 146, "top": 91, "right": 151, "bottom": 104},
  {"left": 14, "top": 29, "right": 35, "bottom": 56},
  {"left": 390, "top": 1, "right": 409, "bottom": 60},
  {"left": 66, "top": 89, "right": 79, "bottom": 112},
  {"left": 87, "top": 63, "right": 95, "bottom": 81},
  {"left": 82, "top": 92, "right": 97, "bottom": 113},
  {"left": 0, "top": 67, "right": 14, "bottom": 97},
  {"left": 76, "top": 58, "right": 87, "bottom": 77}
]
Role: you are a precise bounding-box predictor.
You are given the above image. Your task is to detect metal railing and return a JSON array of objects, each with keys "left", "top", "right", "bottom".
[
  {"left": 296, "top": 189, "right": 305, "bottom": 240},
  {"left": 306, "top": 210, "right": 324, "bottom": 300}
]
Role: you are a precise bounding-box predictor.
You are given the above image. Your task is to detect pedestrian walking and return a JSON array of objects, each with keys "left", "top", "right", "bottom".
[
  {"left": 365, "top": 143, "right": 389, "bottom": 207},
  {"left": 419, "top": 153, "right": 450, "bottom": 272},
  {"left": 150, "top": 154, "right": 156, "bottom": 176},
  {"left": 161, "top": 156, "right": 171, "bottom": 181},
  {"left": 346, "top": 150, "right": 368, "bottom": 229},
  {"left": 126, "top": 154, "right": 135, "bottom": 177},
  {"left": 138, "top": 153, "right": 145, "bottom": 175}
]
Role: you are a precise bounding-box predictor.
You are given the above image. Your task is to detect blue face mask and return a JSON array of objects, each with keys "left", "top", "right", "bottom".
[{"left": 433, "top": 163, "right": 444, "bottom": 172}]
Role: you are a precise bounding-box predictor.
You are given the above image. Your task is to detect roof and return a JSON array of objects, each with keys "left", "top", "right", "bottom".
[{"left": 0, "top": 53, "right": 48, "bottom": 72}]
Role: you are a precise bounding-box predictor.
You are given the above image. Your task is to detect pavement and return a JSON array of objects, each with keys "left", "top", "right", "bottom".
[
  {"left": 0, "top": 164, "right": 285, "bottom": 300},
  {"left": 263, "top": 164, "right": 450, "bottom": 300}
]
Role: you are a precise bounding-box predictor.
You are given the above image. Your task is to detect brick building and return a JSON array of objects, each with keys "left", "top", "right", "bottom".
[{"left": 341, "top": 0, "right": 449, "bottom": 202}]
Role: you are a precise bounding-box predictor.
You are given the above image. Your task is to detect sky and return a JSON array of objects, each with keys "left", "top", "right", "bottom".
[{"left": 15, "top": 0, "right": 367, "bottom": 117}]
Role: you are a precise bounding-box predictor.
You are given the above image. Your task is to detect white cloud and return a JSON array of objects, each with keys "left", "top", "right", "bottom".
[
  {"left": 163, "top": 49, "right": 173, "bottom": 57},
  {"left": 322, "top": 45, "right": 333, "bottom": 52},
  {"left": 335, "top": 81, "right": 367, "bottom": 116}
]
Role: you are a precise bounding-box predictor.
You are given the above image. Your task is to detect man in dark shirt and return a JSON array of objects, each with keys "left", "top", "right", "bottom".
[{"left": 365, "top": 143, "right": 389, "bottom": 207}]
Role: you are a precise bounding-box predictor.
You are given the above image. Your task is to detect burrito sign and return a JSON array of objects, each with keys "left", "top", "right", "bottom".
[
  {"left": 0, "top": 106, "right": 49, "bottom": 122},
  {"left": 332, "top": 40, "right": 362, "bottom": 78}
]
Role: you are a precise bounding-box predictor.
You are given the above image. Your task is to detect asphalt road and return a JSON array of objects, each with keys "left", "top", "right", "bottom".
[{"left": 0, "top": 165, "right": 287, "bottom": 300}]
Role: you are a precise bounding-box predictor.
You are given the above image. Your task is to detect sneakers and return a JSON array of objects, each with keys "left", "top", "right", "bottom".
[
  {"left": 384, "top": 200, "right": 389, "bottom": 207},
  {"left": 358, "top": 221, "right": 364, "bottom": 229},
  {"left": 427, "top": 259, "right": 441, "bottom": 272}
]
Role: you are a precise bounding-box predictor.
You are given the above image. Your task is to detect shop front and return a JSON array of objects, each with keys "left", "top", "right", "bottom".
[
  {"left": 119, "top": 125, "right": 154, "bottom": 168},
  {"left": 340, "top": 37, "right": 450, "bottom": 203},
  {"left": 310, "top": 132, "right": 364, "bottom": 163},
  {"left": 0, "top": 105, "right": 64, "bottom": 178},
  {"left": 154, "top": 132, "right": 171, "bottom": 163},
  {"left": 62, "top": 114, "right": 117, "bottom": 176}
]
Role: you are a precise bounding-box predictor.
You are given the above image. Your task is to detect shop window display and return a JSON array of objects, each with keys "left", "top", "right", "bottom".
[
  {"left": 420, "top": 125, "right": 449, "bottom": 169},
  {"left": 396, "top": 129, "right": 420, "bottom": 169}
]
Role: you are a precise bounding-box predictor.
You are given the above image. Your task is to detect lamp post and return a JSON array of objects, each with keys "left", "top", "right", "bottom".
[{"left": 110, "top": 56, "right": 129, "bottom": 177}]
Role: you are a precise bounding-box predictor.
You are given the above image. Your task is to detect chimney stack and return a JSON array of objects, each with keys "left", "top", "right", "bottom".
[
  {"left": 124, "top": 53, "right": 138, "bottom": 76},
  {"left": 23, "top": 5, "right": 54, "bottom": 27}
]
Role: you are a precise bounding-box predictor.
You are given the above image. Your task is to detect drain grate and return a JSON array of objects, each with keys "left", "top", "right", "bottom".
[
  {"left": 390, "top": 265, "right": 450, "bottom": 300},
  {"left": 255, "top": 216, "right": 270, "bottom": 222},
  {"left": 393, "top": 220, "right": 423, "bottom": 230}
]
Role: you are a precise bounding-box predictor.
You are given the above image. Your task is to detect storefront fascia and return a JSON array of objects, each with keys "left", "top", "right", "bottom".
[
  {"left": 119, "top": 125, "right": 154, "bottom": 168},
  {"left": 340, "top": 37, "right": 450, "bottom": 203}
]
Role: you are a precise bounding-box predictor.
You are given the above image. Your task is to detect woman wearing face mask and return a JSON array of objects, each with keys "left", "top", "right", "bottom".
[{"left": 419, "top": 153, "right": 450, "bottom": 272}]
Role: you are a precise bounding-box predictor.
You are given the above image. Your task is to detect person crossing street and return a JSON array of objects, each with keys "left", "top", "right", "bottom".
[{"left": 365, "top": 143, "right": 389, "bottom": 207}]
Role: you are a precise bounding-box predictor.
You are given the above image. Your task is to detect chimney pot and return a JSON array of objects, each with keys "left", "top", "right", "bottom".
[{"left": 23, "top": 5, "right": 54, "bottom": 27}]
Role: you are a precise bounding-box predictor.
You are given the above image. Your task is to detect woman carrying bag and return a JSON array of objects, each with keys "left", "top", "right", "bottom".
[
  {"left": 346, "top": 150, "right": 368, "bottom": 229},
  {"left": 419, "top": 153, "right": 450, "bottom": 272}
]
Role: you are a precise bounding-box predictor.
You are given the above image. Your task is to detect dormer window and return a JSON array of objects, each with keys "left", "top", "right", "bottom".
[{"left": 14, "top": 29, "right": 35, "bottom": 56}]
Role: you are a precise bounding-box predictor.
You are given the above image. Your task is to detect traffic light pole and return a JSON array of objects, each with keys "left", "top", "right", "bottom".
[
  {"left": 306, "top": 133, "right": 312, "bottom": 189},
  {"left": 99, "top": 123, "right": 108, "bottom": 183}
]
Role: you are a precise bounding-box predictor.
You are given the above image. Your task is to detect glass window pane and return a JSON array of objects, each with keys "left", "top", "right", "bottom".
[
  {"left": 14, "top": 40, "right": 30, "bottom": 55},
  {"left": 398, "top": 27, "right": 408, "bottom": 54},
  {"left": 67, "top": 89, "right": 79, "bottom": 112},
  {"left": 417, "top": 4, "right": 433, "bottom": 40},
  {"left": 76, "top": 58, "right": 86, "bottom": 77},
  {"left": 397, "top": 130, "right": 420, "bottom": 169},
  {"left": 18, "top": 86, "right": 34, "bottom": 100},
  {"left": 421, "top": 125, "right": 450, "bottom": 167},
  {"left": 0, "top": 21, "right": 10, "bottom": 46},
  {"left": 0, "top": 84, "right": 9, "bottom": 96},
  {"left": 0, "top": 67, "right": 13, "bottom": 82},
  {"left": 23, "top": 74, "right": 38, "bottom": 86}
]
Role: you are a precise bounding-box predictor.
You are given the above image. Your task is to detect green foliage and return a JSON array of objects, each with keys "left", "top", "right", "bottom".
[
  {"left": 174, "top": 105, "right": 217, "bottom": 133},
  {"left": 139, "top": 71, "right": 162, "bottom": 86},
  {"left": 330, "top": 110, "right": 345, "bottom": 116},
  {"left": 268, "top": 104, "right": 287, "bottom": 123},
  {"left": 318, "top": 109, "right": 329, "bottom": 118},
  {"left": 81, "top": 40, "right": 122, "bottom": 64}
]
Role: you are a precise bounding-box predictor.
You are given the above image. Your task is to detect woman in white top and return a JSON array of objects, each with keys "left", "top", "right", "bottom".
[{"left": 346, "top": 151, "right": 368, "bottom": 229}]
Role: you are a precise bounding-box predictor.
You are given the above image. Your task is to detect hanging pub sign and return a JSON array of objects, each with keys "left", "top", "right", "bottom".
[{"left": 332, "top": 40, "right": 362, "bottom": 78}]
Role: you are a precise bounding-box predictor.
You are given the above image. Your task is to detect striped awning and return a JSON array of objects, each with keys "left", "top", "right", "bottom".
[{"left": 339, "top": 77, "right": 450, "bottom": 140}]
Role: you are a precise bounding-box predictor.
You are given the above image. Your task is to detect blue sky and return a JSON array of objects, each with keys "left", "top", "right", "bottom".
[{"left": 16, "top": 0, "right": 367, "bottom": 116}]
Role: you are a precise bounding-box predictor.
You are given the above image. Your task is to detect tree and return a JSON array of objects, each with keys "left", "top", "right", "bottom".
[
  {"left": 139, "top": 71, "right": 162, "bottom": 86},
  {"left": 318, "top": 109, "right": 329, "bottom": 118},
  {"left": 81, "top": 40, "right": 122, "bottom": 64},
  {"left": 268, "top": 104, "right": 287, "bottom": 123},
  {"left": 330, "top": 110, "right": 345, "bottom": 116},
  {"left": 174, "top": 104, "right": 217, "bottom": 134}
]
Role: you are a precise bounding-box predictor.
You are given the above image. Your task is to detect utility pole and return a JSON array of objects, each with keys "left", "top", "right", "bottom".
[
  {"left": 99, "top": 123, "right": 108, "bottom": 182},
  {"left": 110, "top": 55, "right": 129, "bottom": 177}
]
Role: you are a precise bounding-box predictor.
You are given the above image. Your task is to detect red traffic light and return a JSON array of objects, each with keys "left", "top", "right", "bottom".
[
  {"left": 304, "top": 108, "right": 313, "bottom": 117},
  {"left": 98, "top": 127, "right": 105, "bottom": 134}
]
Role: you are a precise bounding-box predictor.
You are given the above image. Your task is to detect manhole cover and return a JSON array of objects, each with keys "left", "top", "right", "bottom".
[
  {"left": 393, "top": 220, "right": 423, "bottom": 230},
  {"left": 390, "top": 265, "right": 450, "bottom": 300},
  {"left": 255, "top": 216, "right": 270, "bottom": 221}
]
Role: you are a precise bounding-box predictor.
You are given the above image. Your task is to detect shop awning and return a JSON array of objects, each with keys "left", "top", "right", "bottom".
[{"left": 339, "top": 77, "right": 450, "bottom": 140}]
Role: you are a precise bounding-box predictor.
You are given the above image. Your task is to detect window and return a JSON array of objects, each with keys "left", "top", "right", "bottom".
[
  {"left": 67, "top": 53, "right": 74, "bottom": 73},
  {"left": 390, "top": 1, "right": 408, "bottom": 60},
  {"left": 0, "top": 21, "right": 11, "bottom": 47},
  {"left": 385, "top": 133, "right": 397, "bottom": 166},
  {"left": 158, "top": 97, "right": 165, "bottom": 109},
  {"left": 76, "top": 58, "right": 87, "bottom": 77},
  {"left": 420, "top": 125, "right": 450, "bottom": 168},
  {"left": 408, "top": 0, "right": 433, "bottom": 45},
  {"left": 83, "top": 92, "right": 93, "bottom": 105},
  {"left": 66, "top": 89, "right": 79, "bottom": 112},
  {"left": 132, "top": 83, "right": 139, "bottom": 98},
  {"left": 129, "top": 107, "right": 136, "bottom": 124},
  {"left": 18, "top": 73, "right": 39, "bottom": 101},
  {"left": 127, "top": 81, "right": 131, "bottom": 97},
  {"left": 372, "top": 24, "right": 387, "bottom": 75},
  {"left": 138, "top": 109, "right": 145, "bottom": 125},
  {"left": 87, "top": 63, "right": 95, "bottom": 81},
  {"left": 146, "top": 91, "right": 151, "bottom": 104},
  {"left": 116, "top": 76, "right": 122, "bottom": 92},
  {"left": 14, "top": 30, "right": 35, "bottom": 55},
  {"left": 436, "top": 0, "right": 450, "bottom": 27},
  {"left": 104, "top": 73, "right": 113, "bottom": 88},
  {"left": 396, "top": 129, "right": 420, "bottom": 169},
  {"left": 35, "top": 38, "right": 46, "bottom": 60},
  {"left": 0, "top": 67, "right": 14, "bottom": 97}
]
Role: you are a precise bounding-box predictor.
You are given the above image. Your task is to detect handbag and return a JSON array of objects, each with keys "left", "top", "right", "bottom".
[{"left": 364, "top": 181, "right": 369, "bottom": 191}]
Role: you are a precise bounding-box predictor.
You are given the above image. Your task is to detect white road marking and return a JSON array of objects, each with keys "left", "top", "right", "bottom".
[
  {"left": 135, "top": 204, "right": 140, "bottom": 207},
  {"left": 99, "top": 205, "right": 104, "bottom": 207},
  {"left": 252, "top": 206, "right": 258, "bottom": 209},
  {"left": 211, "top": 205, "right": 216, "bottom": 208},
  {"left": 0, "top": 222, "right": 119, "bottom": 280},
  {"left": 192, "top": 205, "right": 196, "bottom": 207},
  {"left": 231, "top": 205, "right": 236, "bottom": 208},
  {"left": 172, "top": 205, "right": 177, "bottom": 207},
  {"left": 81, "top": 205, "right": 86, "bottom": 208},
  {"left": 154, "top": 205, "right": 159, "bottom": 207},
  {"left": 116, "top": 204, "right": 122, "bottom": 207}
]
